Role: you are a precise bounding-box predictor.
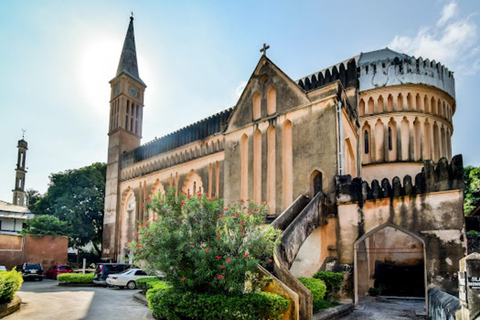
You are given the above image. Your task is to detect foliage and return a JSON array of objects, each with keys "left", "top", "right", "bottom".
[
  {"left": 368, "top": 287, "right": 381, "bottom": 296},
  {"left": 57, "top": 273, "right": 94, "bottom": 284},
  {"left": 21, "top": 215, "right": 71, "bottom": 236},
  {"left": 314, "top": 300, "right": 340, "bottom": 310},
  {"left": 313, "top": 271, "right": 344, "bottom": 300},
  {"left": 464, "top": 166, "right": 480, "bottom": 216},
  {"left": 137, "top": 277, "right": 164, "bottom": 294},
  {"left": 467, "top": 230, "right": 480, "bottom": 235},
  {"left": 29, "top": 162, "right": 107, "bottom": 255},
  {"left": 146, "top": 282, "right": 289, "bottom": 320},
  {"left": 26, "top": 189, "right": 42, "bottom": 208},
  {"left": 131, "top": 186, "right": 280, "bottom": 295},
  {"left": 0, "top": 269, "right": 23, "bottom": 303},
  {"left": 298, "top": 277, "right": 327, "bottom": 312}
]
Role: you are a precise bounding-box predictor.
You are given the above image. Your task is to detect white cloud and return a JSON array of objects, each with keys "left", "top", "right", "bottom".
[
  {"left": 235, "top": 81, "right": 247, "bottom": 98},
  {"left": 389, "top": 1, "right": 479, "bottom": 77},
  {"left": 438, "top": 2, "right": 458, "bottom": 26}
]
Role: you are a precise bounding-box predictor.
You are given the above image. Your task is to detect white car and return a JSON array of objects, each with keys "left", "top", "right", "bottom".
[
  {"left": 106, "top": 268, "right": 154, "bottom": 289},
  {"left": 0, "top": 266, "right": 6, "bottom": 271}
]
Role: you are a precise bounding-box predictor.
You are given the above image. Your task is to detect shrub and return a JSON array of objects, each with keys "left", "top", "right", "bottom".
[
  {"left": 298, "top": 277, "right": 327, "bottom": 312},
  {"left": 57, "top": 273, "right": 94, "bottom": 283},
  {"left": 131, "top": 186, "right": 280, "bottom": 295},
  {"left": 313, "top": 271, "right": 344, "bottom": 300},
  {"left": 137, "top": 277, "right": 163, "bottom": 294},
  {"left": 146, "top": 283, "right": 289, "bottom": 320},
  {"left": 0, "top": 269, "right": 23, "bottom": 303}
]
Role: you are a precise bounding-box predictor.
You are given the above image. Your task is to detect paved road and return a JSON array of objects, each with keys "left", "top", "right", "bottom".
[
  {"left": 4, "top": 279, "right": 154, "bottom": 320},
  {"left": 339, "top": 297, "right": 426, "bottom": 320}
]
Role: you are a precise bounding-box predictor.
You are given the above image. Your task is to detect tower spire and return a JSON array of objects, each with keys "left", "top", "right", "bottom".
[
  {"left": 116, "top": 15, "right": 145, "bottom": 86},
  {"left": 12, "top": 135, "right": 28, "bottom": 207}
]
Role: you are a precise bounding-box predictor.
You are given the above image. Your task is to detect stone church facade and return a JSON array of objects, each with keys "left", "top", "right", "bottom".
[{"left": 102, "top": 17, "right": 465, "bottom": 316}]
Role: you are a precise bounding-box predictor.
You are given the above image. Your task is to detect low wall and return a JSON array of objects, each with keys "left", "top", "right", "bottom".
[
  {"left": 0, "top": 233, "right": 68, "bottom": 270},
  {"left": 428, "top": 288, "right": 460, "bottom": 320}
]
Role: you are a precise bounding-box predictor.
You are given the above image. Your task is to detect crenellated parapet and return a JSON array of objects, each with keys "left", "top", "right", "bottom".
[
  {"left": 297, "top": 58, "right": 358, "bottom": 92},
  {"left": 336, "top": 155, "right": 463, "bottom": 203},
  {"left": 358, "top": 54, "right": 455, "bottom": 98}
]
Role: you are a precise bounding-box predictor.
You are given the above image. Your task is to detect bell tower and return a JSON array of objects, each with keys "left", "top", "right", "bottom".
[
  {"left": 12, "top": 134, "right": 28, "bottom": 207},
  {"left": 103, "top": 15, "right": 146, "bottom": 260}
]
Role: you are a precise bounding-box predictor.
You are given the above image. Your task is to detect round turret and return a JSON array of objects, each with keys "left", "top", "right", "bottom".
[{"left": 357, "top": 49, "right": 455, "bottom": 182}]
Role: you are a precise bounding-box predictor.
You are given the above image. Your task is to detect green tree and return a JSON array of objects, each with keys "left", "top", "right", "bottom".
[
  {"left": 464, "top": 166, "right": 480, "bottom": 216},
  {"left": 21, "top": 215, "right": 71, "bottom": 236},
  {"left": 30, "top": 163, "right": 106, "bottom": 255},
  {"left": 26, "top": 189, "right": 42, "bottom": 208},
  {"left": 131, "top": 187, "right": 280, "bottom": 294}
]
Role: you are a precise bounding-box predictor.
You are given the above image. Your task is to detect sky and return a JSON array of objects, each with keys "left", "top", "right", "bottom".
[{"left": 0, "top": 0, "right": 479, "bottom": 202}]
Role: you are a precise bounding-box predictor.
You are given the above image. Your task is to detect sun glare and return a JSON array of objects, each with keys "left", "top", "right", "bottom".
[{"left": 79, "top": 39, "right": 121, "bottom": 115}]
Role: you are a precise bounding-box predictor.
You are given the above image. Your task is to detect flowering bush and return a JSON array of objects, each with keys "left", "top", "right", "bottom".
[{"left": 131, "top": 186, "right": 280, "bottom": 294}]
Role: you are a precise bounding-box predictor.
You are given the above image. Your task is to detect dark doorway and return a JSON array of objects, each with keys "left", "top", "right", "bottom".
[{"left": 310, "top": 170, "right": 323, "bottom": 196}]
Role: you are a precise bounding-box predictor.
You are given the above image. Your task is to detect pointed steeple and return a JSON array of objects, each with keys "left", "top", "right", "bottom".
[{"left": 116, "top": 16, "right": 145, "bottom": 86}]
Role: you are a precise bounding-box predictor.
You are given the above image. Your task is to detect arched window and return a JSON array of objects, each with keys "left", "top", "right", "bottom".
[
  {"left": 283, "top": 120, "right": 293, "bottom": 209},
  {"left": 387, "top": 94, "right": 394, "bottom": 111},
  {"left": 253, "top": 130, "right": 262, "bottom": 203},
  {"left": 310, "top": 170, "right": 323, "bottom": 197},
  {"left": 253, "top": 92, "right": 261, "bottom": 120},
  {"left": 359, "top": 99, "right": 365, "bottom": 116},
  {"left": 267, "top": 125, "right": 276, "bottom": 214},
  {"left": 367, "top": 97, "right": 374, "bottom": 114},
  {"left": 364, "top": 130, "right": 369, "bottom": 154},
  {"left": 240, "top": 134, "right": 248, "bottom": 200},
  {"left": 388, "top": 127, "right": 392, "bottom": 151},
  {"left": 267, "top": 86, "right": 276, "bottom": 115}
]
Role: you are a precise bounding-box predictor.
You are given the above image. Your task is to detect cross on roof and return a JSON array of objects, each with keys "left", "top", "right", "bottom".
[
  {"left": 130, "top": 12, "right": 134, "bottom": 19},
  {"left": 21, "top": 129, "right": 26, "bottom": 139},
  {"left": 260, "top": 43, "right": 270, "bottom": 56}
]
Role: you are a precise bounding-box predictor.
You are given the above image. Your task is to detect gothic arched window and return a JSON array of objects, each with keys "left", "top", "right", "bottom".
[
  {"left": 388, "top": 127, "right": 392, "bottom": 151},
  {"left": 364, "top": 130, "right": 370, "bottom": 154}
]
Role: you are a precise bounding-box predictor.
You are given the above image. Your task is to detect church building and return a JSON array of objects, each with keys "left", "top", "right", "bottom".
[{"left": 102, "top": 17, "right": 465, "bottom": 317}]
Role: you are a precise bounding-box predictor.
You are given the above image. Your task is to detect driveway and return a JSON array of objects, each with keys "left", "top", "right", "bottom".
[
  {"left": 338, "top": 297, "right": 426, "bottom": 320},
  {"left": 4, "top": 279, "right": 154, "bottom": 320}
]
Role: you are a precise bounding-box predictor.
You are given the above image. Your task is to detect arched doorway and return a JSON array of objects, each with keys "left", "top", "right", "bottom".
[
  {"left": 354, "top": 224, "right": 427, "bottom": 308},
  {"left": 310, "top": 170, "right": 323, "bottom": 197}
]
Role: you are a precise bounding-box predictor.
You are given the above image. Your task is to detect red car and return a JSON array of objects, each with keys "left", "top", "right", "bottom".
[{"left": 45, "top": 265, "right": 73, "bottom": 279}]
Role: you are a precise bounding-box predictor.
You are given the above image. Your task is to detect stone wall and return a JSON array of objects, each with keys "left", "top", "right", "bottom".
[{"left": 0, "top": 233, "right": 68, "bottom": 270}]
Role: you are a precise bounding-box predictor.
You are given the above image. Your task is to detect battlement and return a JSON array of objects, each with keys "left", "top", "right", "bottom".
[
  {"left": 358, "top": 55, "right": 455, "bottom": 98},
  {"left": 297, "top": 58, "right": 358, "bottom": 92},
  {"left": 336, "top": 155, "right": 463, "bottom": 203},
  {"left": 120, "top": 108, "right": 232, "bottom": 169}
]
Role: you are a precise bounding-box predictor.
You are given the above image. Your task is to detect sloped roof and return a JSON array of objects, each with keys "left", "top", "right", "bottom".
[
  {"left": 357, "top": 47, "right": 409, "bottom": 65},
  {"left": 115, "top": 17, "right": 145, "bottom": 86}
]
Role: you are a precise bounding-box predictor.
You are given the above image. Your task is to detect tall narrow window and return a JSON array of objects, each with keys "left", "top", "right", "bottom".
[
  {"left": 388, "top": 127, "right": 392, "bottom": 151},
  {"left": 267, "top": 126, "right": 276, "bottom": 214},
  {"left": 253, "top": 130, "right": 262, "bottom": 204},
  {"left": 240, "top": 134, "right": 248, "bottom": 200},
  {"left": 364, "top": 130, "right": 369, "bottom": 154},
  {"left": 253, "top": 92, "right": 261, "bottom": 120},
  {"left": 267, "top": 86, "right": 276, "bottom": 115}
]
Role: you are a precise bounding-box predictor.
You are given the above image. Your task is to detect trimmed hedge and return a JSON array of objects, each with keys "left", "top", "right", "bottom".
[
  {"left": 57, "top": 273, "right": 94, "bottom": 284},
  {"left": 298, "top": 277, "right": 327, "bottom": 312},
  {"left": 137, "top": 277, "right": 163, "bottom": 294},
  {"left": 0, "top": 269, "right": 23, "bottom": 303},
  {"left": 146, "top": 282, "right": 290, "bottom": 320},
  {"left": 313, "top": 271, "right": 344, "bottom": 300}
]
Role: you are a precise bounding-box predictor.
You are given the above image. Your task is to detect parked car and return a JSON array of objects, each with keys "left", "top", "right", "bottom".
[
  {"left": 45, "top": 265, "right": 73, "bottom": 279},
  {"left": 93, "top": 263, "right": 130, "bottom": 285},
  {"left": 106, "top": 268, "right": 154, "bottom": 289},
  {"left": 0, "top": 266, "right": 6, "bottom": 271},
  {"left": 17, "top": 263, "right": 43, "bottom": 281}
]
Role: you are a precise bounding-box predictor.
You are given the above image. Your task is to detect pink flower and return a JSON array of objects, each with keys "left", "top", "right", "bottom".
[
  {"left": 269, "top": 259, "right": 273, "bottom": 263},
  {"left": 249, "top": 210, "right": 252, "bottom": 214},
  {"left": 145, "top": 197, "right": 151, "bottom": 201},
  {"left": 205, "top": 249, "right": 210, "bottom": 253},
  {"left": 135, "top": 234, "right": 139, "bottom": 237},
  {"left": 220, "top": 265, "right": 225, "bottom": 269},
  {"left": 148, "top": 242, "right": 152, "bottom": 245},
  {"left": 217, "top": 275, "right": 223, "bottom": 279},
  {"left": 164, "top": 210, "right": 168, "bottom": 213},
  {"left": 244, "top": 254, "right": 248, "bottom": 258},
  {"left": 146, "top": 222, "right": 149, "bottom": 226},
  {"left": 181, "top": 277, "right": 186, "bottom": 281},
  {"left": 240, "top": 221, "right": 244, "bottom": 226},
  {"left": 232, "top": 214, "right": 236, "bottom": 218},
  {"left": 188, "top": 194, "right": 192, "bottom": 199},
  {"left": 246, "top": 199, "right": 251, "bottom": 201},
  {"left": 140, "top": 203, "right": 144, "bottom": 207},
  {"left": 224, "top": 208, "right": 228, "bottom": 211},
  {"left": 153, "top": 218, "right": 158, "bottom": 221},
  {"left": 226, "top": 258, "right": 231, "bottom": 263},
  {"left": 137, "top": 244, "right": 142, "bottom": 248},
  {"left": 182, "top": 200, "right": 186, "bottom": 205},
  {"left": 216, "top": 255, "right": 221, "bottom": 260},
  {"left": 216, "top": 235, "right": 220, "bottom": 239}
]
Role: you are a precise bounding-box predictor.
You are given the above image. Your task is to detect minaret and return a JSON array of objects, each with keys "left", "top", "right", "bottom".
[
  {"left": 103, "top": 15, "right": 146, "bottom": 261},
  {"left": 12, "top": 134, "right": 28, "bottom": 207}
]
